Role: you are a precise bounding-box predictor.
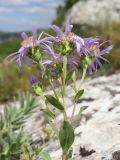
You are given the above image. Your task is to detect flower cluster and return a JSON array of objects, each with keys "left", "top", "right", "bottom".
[{"left": 7, "top": 18, "right": 113, "bottom": 78}]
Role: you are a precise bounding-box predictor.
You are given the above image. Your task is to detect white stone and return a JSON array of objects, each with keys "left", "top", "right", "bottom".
[{"left": 69, "top": 0, "right": 120, "bottom": 26}]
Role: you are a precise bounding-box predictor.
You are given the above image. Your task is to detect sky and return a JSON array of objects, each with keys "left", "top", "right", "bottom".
[{"left": 0, "top": 0, "right": 64, "bottom": 32}]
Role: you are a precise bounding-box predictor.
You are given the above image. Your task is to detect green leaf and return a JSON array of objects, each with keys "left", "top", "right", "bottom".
[
  {"left": 45, "top": 95, "right": 64, "bottom": 111},
  {"left": 39, "top": 152, "right": 52, "bottom": 160},
  {"left": 74, "top": 89, "right": 84, "bottom": 102},
  {"left": 65, "top": 70, "right": 74, "bottom": 84},
  {"left": 72, "top": 71, "right": 76, "bottom": 81},
  {"left": 80, "top": 106, "right": 88, "bottom": 113},
  {"left": 40, "top": 109, "right": 55, "bottom": 119},
  {"left": 59, "top": 121, "right": 75, "bottom": 152}
]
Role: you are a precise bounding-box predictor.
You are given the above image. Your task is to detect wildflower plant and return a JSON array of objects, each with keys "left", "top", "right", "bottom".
[{"left": 7, "top": 18, "right": 113, "bottom": 160}]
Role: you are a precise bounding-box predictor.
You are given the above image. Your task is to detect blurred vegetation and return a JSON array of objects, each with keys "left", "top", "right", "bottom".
[
  {"left": 52, "top": 0, "right": 79, "bottom": 26},
  {"left": 0, "top": 92, "right": 46, "bottom": 160},
  {"left": 0, "top": 39, "right": 20, "bottom": 60},
  {"left": 0, "top": 0, "right": 120, "bottom": 102},
  {"left": 0, "top": 61, "right": 39, "bottom": 102}
]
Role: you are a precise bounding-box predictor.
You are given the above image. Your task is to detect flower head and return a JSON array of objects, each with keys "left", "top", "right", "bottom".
[
  {"left": 50, "top": 17, "right": 85, "bottom": 57},
  {"left": 6, "top": 27, "right": 54, "bottom": 68},
  {"left": 84, "top": 38, "right": 113, "bottom": 74}
]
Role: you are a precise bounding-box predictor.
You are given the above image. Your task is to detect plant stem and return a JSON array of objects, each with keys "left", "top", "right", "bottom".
[
  {"left": 78, "top": 68, "right": 87, "bottom": 91},
  {"left": 71, "top": 68, "right": 87, "bottom": 121},
  {"left": 71, "top": 100, "right": 76, "bottom": 121},
  {"left": 62, "top": 56, "right": 68, "bottom": 121},
  {"left": 62, "top": 151, "right": 67, "bottom": 160},
  {"left": 49, "top": 79, "right": 59, "bottom": 100}
]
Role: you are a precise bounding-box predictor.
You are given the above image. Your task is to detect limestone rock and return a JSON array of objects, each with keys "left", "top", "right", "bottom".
[{"left": 69, "top": 0, "right": 120, "bottom": 26}]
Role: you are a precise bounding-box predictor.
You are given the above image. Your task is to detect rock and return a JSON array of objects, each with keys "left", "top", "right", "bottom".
[
  {"left": 68, "top": 0, "right": 120, "bottom": 26},
  {"left": 45, "top": 72, "right": 120, "bottom": 159},
  {"left": 1, "top": 71, "right": 120, "bottom": 159}
]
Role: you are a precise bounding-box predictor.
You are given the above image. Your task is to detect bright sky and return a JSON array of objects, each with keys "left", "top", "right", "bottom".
[{"left": 0, "top": 0, "right": 63, "bottom": 32}]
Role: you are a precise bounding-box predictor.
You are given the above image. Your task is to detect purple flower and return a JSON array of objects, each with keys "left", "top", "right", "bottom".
[
  {"left": 84, "top": 38, "right": 113, "bottom": 74},
  {"left": 30, "top": 76, "right": 39, "bottom": 85},
  {"left": 42, "top": 43, "right": 80, "bottom": 73},
  {"left": 40, "top": 18, "right": 87, "bottom": 72},
  {"left": 50, "top": 17, "right": 85, "bottom": 56},
  {"left": 6, "top": 27, "right": 54, "bottom": 68}
]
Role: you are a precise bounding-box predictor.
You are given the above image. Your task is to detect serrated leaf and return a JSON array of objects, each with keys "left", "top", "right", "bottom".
[
  {"left": 74, "top": 89, "right": 84, "bottom": 102},
  {"left": 65, "top": 70, "right": 74, "bottom": 84},
  {"left": 59, "top": 121, "right": 74, "bottom": 152},
  {"left": 40, "top": 109, "right": 55, "bottom": 119},
  {"left": 45, "top": 95, "right": 64, "bottom": 111},
  {"left": 39, "top": 152, "right": 52, "bottom": 160}
]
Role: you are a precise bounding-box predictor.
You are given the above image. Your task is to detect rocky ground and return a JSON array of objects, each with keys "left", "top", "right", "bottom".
[
  {"left": 1, "top": 72, "right": 120, "bottom": 160},
  {"left": 24, "top": 71, "right": 120, "bottom": 160}
]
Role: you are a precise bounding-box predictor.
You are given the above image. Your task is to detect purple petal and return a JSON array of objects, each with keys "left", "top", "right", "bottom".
[
  {"left": 95, "top": 58, "right": 102, "bottom": 68},
  {"left": 95, "top": 40, "right": 109, "bottom": 51},
  {"left": 9, "top": 54, "right": 19, "bottom": 62},
  {"left": 50, "top": 25, "right": 63, "bottom": 39},
  {"left": 99, "top": 45, "right": 113, "bottom": 56},
  {"left": 41, "top": 36, "right": 56, "bottom": 43},
  {"left": 88, "top": 63, "right": 95, "bottom": 74},
  {"left": 32, "top": 26, "right": 37, "bottom": 44},
  {"left": 74, "top": 35, "right": 85, "bottom": 45},
  {"left": 42, "top": 60, "right": 52, "bottom": 65},
  {"left": 98, "top": 56, "right": 109, "bottom": 62},
  {"left": 41, "top": 44, "right": 57, "bottom": 59},
  {"left": 16, "top": 56, "right": 22, "bottom": 68},
  {"left": 21, "top": 32, "right": 30, "bottom": 44},
  {"left": 6, "top": 52, "right": 18, "bottom": 59},
  {"left": 30, "top": 76, "right": 39, "bottom": 85},
  {"left": 25, "top": 56, "right": 31, "bottom": 67},
  {"left": 65, "top": 17, "right": 73, "bottom": 37}
]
